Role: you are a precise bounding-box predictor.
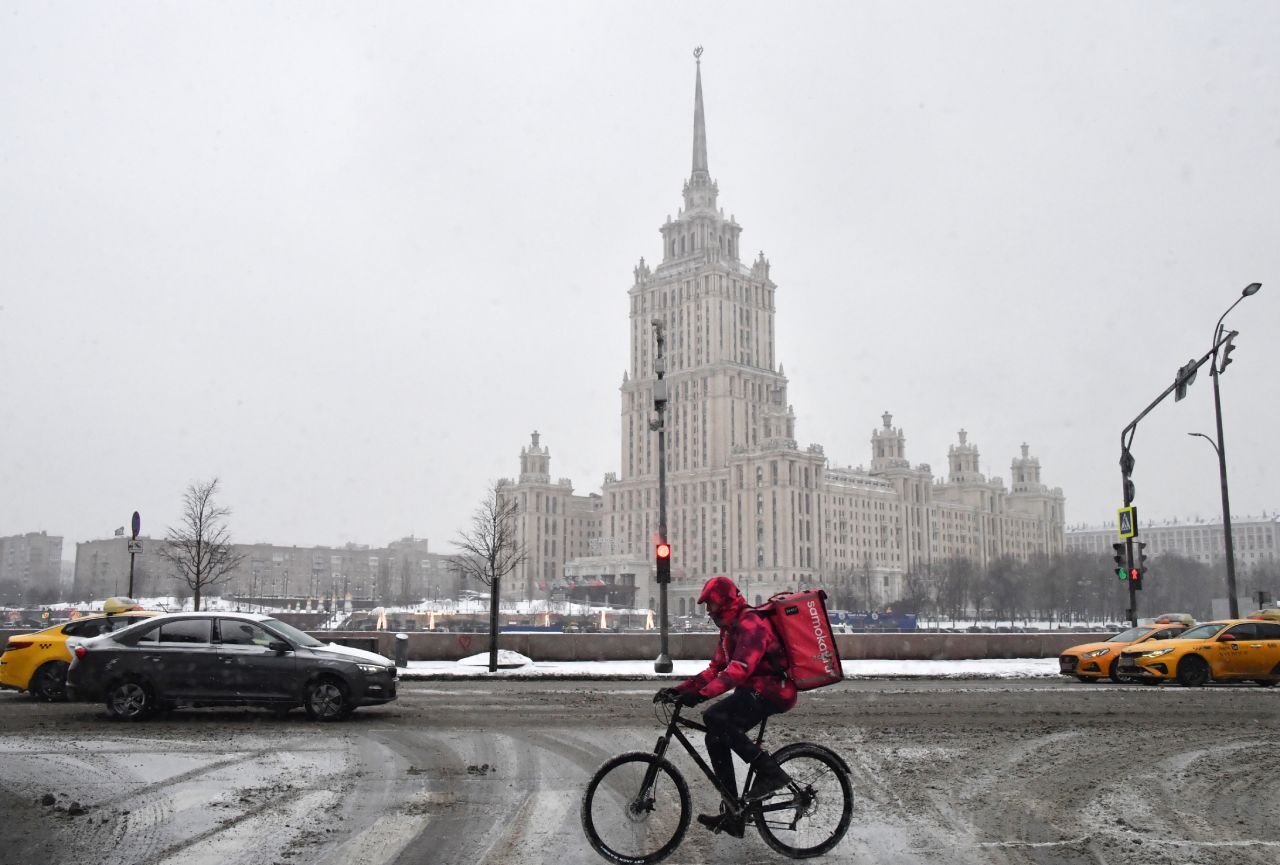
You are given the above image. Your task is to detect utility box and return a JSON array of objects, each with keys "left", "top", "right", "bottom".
[{"left": 394, "top": 632, "right": 409, "bottom": 668}]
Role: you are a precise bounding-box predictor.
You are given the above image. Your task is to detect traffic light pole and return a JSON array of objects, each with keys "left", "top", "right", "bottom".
[
  {"left": 652, "top": 320, "right": 672, "bottom": 674},
  {"left": 1119, "top": 329, "right": 1240, "bottom": 623},
  {"left": 1119, "top": 320, "right": 1245, "bottom": 625},
  {"left": 1210, "top": 324, "right": 1241, "bottom": 618},
  {"left": 1124, "top": 536, "right": 1136, "bottom": 627}
]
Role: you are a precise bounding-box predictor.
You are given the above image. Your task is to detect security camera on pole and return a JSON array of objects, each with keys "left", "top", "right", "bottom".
[{"left": 651, "top": 318, "right": 673, "bottom": 674}]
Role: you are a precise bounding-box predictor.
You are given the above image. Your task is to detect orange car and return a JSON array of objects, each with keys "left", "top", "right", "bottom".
[
  {"left": 1058, "top": 615, "right": 1193, "bottom": 682},
  {"left": 1114, "top": 609, "right": 1280, "bottom": 687}
]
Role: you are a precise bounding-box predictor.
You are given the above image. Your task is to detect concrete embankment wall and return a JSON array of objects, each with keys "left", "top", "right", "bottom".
[
  {"left": 0, "top": 629, "right": 1107, "bottom": 662},
  {"left": 299, "top": 631, "right": 1106, "bottom": 662}
]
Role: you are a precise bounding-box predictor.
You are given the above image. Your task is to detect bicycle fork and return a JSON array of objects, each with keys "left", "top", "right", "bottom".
[{"left": 628, "top": 733, "right": 674, "bottom": 816}]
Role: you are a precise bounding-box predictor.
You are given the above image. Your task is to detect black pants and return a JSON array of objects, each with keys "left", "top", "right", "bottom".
[{"left": 702, "top": 688, "right": 780, "bottom": 797}]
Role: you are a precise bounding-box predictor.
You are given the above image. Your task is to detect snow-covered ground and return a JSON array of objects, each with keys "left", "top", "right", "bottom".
[{"left": 397, "top": 650, "right": 1059, "bottom": 679}]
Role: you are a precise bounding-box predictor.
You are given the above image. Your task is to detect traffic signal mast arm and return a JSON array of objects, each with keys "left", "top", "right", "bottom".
[
  {"left": 1125, "top": 331, "right": 1231, "bottom": 445},
  {"left": 1120, "top": 328, "right": 1233, "bottom": 501},
  {"left": 1114, "top": 336, "right": 1230, "bottom": 625}
]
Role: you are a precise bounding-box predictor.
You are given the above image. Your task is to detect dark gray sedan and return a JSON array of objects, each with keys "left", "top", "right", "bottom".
[{"left": 66, "top": 611, "right": 397, "bottom": 721}]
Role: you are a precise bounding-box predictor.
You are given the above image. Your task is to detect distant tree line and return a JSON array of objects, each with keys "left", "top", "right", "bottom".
[{"left": 827, "top": 551, "right": 1280, "bottom": 625}]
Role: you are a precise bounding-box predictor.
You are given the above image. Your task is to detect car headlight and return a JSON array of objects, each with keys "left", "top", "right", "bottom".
[
  {"left": 1082, "top": 648, "right": 1111, "bottom": 659},
  {"left": 1142, "top": 648, "right": 1176, "bottom": 658},
  {"left": 356, "top": 663, "right": 387, "bottom": 674}
]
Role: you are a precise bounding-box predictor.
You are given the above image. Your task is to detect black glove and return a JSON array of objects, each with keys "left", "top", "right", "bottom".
[
  {"left": 677, "top": 692, "right": 706, "bottom": 707},
  {"left": 653, "top": 687, "right": 678, "bottom": 704}
]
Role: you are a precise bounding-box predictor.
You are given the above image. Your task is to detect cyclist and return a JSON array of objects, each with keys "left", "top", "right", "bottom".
[{"left": 654, "top": 575, "right": 795, "bottom": 837}]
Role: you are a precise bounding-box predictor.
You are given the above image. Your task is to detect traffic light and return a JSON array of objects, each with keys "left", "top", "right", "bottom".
[
  {"left": 1119, "top": 447, "right": 1136, "bottom": 505},
  {"left": 1112, "top": 542, "right": 1126, "bottom": 580},
  {"left": 1174, "top": 359, "right": 1198, "bottom": 402},
  {"left": 655, "top": 542, "right": 672, "bottom": 584},
  {"left": 1134, "top": 542, "right": 1148, "bottom": 589},
  {"left": 1129, "top": 567, "right": 1141, "bottom": 589},
  {"left": 1218, "top": 330, "right": 1239, "bottom": 374}
]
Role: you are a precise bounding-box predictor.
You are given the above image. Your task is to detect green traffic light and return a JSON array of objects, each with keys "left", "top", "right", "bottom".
[{"left": 1116, "top": 568, "right": 1128, "bottom": 581}]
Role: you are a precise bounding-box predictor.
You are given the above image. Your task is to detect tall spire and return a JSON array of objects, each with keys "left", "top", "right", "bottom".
[{"left": 691, "top": 46, "right": 709, "bottom": 179}]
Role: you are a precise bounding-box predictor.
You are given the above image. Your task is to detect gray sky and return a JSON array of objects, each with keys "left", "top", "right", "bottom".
[{"left": 2, "top": 1, "right": 1277, "bottom": 557}]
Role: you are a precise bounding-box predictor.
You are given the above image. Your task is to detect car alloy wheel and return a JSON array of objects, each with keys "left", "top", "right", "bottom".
[
  {"left": 107, "top": 681, "right": 152, "bottom": 720},
  {"left": 305, "top": 680, "right": 349, "bottom": 721},
  {"left": 1176, "top": 656, "right": 1210, "bottom": 688},
  {"left": 31, "top": 661, "right": 69, "bottom": 702}
]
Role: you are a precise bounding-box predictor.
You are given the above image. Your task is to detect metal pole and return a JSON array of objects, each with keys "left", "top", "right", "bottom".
[
  {"left": 489, "top": 574, "right": 500, "bottom": 672},
  {"left": 128, "top": 550, "right": 136, "bottom": 598},
  {"left": 654, "top": 320, "right": 672, "bottom": 673},
  {"left": 1210, "top": 338, "right": 1240, "bottom": 618},
  {"left": 1205, "top": 281, "right": 1261, "bottom": 617}
]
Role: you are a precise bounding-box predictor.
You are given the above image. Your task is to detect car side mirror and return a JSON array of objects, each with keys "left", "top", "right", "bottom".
[{"left": 268, "top": 640, "right": 291, "bottom": 653}]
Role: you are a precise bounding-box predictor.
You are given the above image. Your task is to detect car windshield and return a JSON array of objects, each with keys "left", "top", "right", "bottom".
[
  {"left": 1179, "top": 623, "right": 1227, "bottom": 641},
  {"left": 261, "top": 618, "right": 324, "bottom": 648},
  {"left": 1106, "top": 627, "right": 1148, "bottom": 643}
]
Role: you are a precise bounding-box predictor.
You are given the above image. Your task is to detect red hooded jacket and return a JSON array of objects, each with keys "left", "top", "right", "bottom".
[{"left": 674, "top": 577, "right": 797, "bottom": 711}]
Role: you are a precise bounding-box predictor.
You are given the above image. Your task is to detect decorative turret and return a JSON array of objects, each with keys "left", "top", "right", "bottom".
[
  {"left": 871, "top": 411, "right": 909, "bottom": 471},
  {"left": 519, "top": 431, "right": 551, "bottom": 484},
  {"left": 1011, "top": 442, "right": 1044, "bottom": 491},
  {"left": 948, "top": 429, "right": 984, "bottom": 483}
]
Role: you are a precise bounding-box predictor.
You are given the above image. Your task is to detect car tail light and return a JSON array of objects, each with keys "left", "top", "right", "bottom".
[
  {"left": 3, "top": 640, "right": 32, "bottom": 652},
  {"left": 74, "top": 645, "right": 88, "bottom": 658}
]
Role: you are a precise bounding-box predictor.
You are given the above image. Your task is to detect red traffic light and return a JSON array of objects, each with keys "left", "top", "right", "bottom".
[
  {"left": 1130, "top": 568, "right": 1139, "bottom": 581},
  {"left": 656, "top": 543, "right": 671, "bottom": 559}
]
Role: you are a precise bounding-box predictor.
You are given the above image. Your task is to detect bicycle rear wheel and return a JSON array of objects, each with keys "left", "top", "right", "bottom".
[
  {"left": 581, "top": 751, "right": 691, "bottom": 865},
  {"left": 752, "top": 742, "right": 853, "bottom": 858}
]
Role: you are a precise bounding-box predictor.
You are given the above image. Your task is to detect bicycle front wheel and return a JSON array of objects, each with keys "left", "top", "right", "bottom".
[
  {"left": 581, "top": 751, "right": 691, "bottom": 865},
  {"left": 752, "top": 742, "right": 853, "bottom": 858}
]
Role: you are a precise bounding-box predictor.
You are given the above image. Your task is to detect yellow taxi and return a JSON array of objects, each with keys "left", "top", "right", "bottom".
[
  {"left": 1058, "top": 614, "right": 1193, "bottom": 682},
  {"left": 0, "top": 598, "right": 159, "bottom": 701},
  {"left": 1114, "top": 609, "right": 1280, "bottom": 687}
]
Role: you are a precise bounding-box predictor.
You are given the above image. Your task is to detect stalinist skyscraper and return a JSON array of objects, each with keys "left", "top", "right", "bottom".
[{"left": 506, "top": 53, "right": 1065, "bottom": 614}]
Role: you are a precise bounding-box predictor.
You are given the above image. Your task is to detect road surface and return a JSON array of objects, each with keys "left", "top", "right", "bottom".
[{"left": 0, "top": 679, "right": 1277, "bottom": 865}]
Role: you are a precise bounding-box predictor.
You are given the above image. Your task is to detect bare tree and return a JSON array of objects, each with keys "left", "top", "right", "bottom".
[
  {"left": 901, "top": 568, "right": 934, "bottom": 619},
  {"left": 160, "top": 477, "right": 245, "bottom": 611},
  {"left": 450, "top": 481, "right": 526, "bottom": 672}
]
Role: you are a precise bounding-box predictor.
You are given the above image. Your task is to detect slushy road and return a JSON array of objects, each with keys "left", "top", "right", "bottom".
[{"left": 1, "top": 679, "right": 1277, "bottom": 865}]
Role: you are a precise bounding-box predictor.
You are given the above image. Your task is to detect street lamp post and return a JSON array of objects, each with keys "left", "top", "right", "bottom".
[
  {"left": 1207, "top": 282, "right": 1261, "bottom": 618},
  {"left": 652, "top": 319, "right": 672, "bottom": 673}
]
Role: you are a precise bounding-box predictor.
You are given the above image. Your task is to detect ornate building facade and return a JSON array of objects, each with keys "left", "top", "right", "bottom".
[{"left": 506, "top": 56, "right": 1065, "bottom": 613}]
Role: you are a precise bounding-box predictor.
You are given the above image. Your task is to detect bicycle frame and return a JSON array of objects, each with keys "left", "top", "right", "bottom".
[{"left": 645, "top": 702, "right": 801, "bottom": 825}]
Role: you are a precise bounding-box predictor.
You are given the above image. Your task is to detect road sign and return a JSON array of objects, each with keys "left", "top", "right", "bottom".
[
  {"left": 1117, "top": 506, "right": 1138, "bottom": 539},
  {"left": 127, "top": 540, "right": 143, "bottom": 554},
  {"left": 131, "top": 511, "right": 141, "bottom": 540}
]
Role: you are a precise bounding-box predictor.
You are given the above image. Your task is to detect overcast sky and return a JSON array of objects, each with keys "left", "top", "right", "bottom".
[{"left": 2, "top": 1, "right": 1277, "bottom": 558}]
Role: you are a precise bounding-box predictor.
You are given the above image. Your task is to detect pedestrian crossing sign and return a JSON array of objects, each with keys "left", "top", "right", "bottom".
[{"left": 1117, "top": 506, "right": 1137, "bottom": 539}]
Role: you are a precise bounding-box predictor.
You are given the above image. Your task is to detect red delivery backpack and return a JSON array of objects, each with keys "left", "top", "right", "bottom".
[{"left": 757, "top": 589, "right": 844, "bottom": 690}]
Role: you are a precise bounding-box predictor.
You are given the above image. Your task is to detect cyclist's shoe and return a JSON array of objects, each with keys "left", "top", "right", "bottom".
[
  {"left": 746, "top": 752, "right": 791, "bottom": 799},
  {"left": 696, "top": 811, "right": 745, "bottom": 838}
]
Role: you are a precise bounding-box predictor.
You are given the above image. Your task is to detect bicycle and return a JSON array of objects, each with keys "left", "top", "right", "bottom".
[{"left": 580, "top": 694, "right": 853, "bottom": 863}]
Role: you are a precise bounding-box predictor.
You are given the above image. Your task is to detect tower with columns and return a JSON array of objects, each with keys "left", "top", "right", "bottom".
[{"left": 511, "top": 52, "right": 1065, "bottom": 612}]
